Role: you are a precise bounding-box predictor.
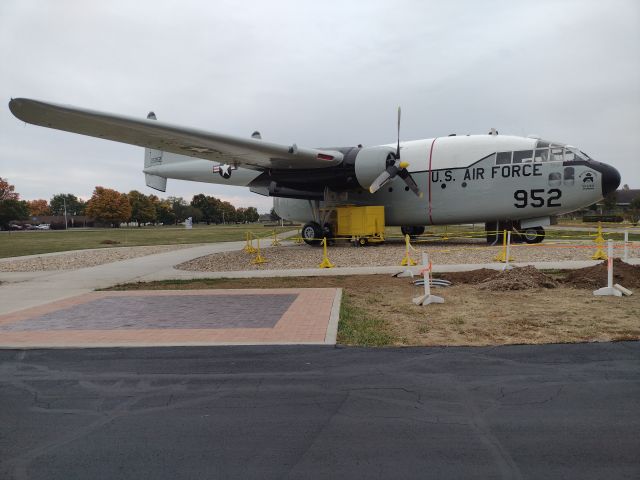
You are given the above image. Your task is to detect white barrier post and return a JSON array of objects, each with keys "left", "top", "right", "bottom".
[
  {"left": 594, "top": 240, "right": 622, "bottom": 297},
  {"left": 623, "top": 230, "right": 629, "bottom": 262},
  {"left": 504, "top": 231, "right": 513, "bottom": 270},
  {"left": 412, "top": 253, "right": 444, "bottom": 306}
]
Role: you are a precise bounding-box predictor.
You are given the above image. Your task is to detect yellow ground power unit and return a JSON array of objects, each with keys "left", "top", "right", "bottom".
[{"left": 335, "top": 206, "right": 385, "bottom": 245}]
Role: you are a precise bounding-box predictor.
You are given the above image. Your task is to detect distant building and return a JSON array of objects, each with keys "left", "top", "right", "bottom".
[{"left": 613, "top": 188, "right": 640, "bottom": 209}]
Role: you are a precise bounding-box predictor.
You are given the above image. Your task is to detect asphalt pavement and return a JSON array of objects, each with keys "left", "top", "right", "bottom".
[{"left": 1, "top": 342, "right": 639, "bottom": 479}]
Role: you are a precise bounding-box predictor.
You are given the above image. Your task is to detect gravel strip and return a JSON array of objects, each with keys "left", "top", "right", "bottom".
[
  {"left": 177, "top": 240, "right": 640, "bottom": 272},
  {"left": 0, "top": 245, "right": 194, "bottom": 272}
]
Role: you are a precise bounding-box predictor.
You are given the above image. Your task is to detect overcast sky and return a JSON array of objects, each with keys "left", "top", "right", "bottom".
[{"left": 1, "top": 0, "right": 638, "bottom": 212}]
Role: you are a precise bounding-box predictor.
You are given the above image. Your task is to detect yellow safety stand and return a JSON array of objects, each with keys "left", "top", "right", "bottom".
[
  {"left": 271, "top": 230, "right": 281, "bottom": 247},
  {"left": 252, "top": 236, "right": 268, "bottom": 264},
  {"left": 318, "top": 237, "right": 335, "bottom": 268},
  {"left": 243, "top": 231, "right": 257, "bottom": 254},
  {"left": 494, "top": 230, "right": 514, "bottom": 263},
  {"left": 293, "top": 233, "right": 304, "bottom": 244},
  {"left": 400, "top": 234, "right": 417, "bottom": 266},
  {"left": 441, "top": 226, "right": 449, "bottom": 241},
  {"left": 592, "top": 223, "right": 607, "bottom": 260}
]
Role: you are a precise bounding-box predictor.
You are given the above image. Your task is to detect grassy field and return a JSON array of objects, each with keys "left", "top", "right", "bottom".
[{"left": 0, "top": 224, "right": 292, "bottom": 259}]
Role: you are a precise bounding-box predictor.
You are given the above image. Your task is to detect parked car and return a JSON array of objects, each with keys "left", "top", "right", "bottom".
[
  {"left": 10, "top": 224, "right": 23, "bottom": 230},
  {"left": 35, "top": 224, "right": 51, "bottom": 230}
]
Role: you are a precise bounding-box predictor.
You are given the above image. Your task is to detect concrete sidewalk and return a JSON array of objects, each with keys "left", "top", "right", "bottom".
[{"left": 0, "top": 241, "right": 250, "bottom": 315}]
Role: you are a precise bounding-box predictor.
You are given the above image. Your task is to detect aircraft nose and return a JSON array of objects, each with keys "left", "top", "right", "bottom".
[{"left": 599, "top": 162, "right": 621, "bottom": 196}]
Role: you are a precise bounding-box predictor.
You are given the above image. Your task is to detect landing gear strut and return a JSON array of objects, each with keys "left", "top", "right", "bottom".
[{"left": 401, "top": 226, "right": 425, "bottom": 237}]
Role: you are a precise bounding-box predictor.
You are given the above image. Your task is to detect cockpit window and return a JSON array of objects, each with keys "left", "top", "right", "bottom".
[
  {"left": 533, "top": 148, "right": 549, "bottom": 162},
  {"left": 496, "top": 152, "right": 511, "bottom": 164},
  {"left": 512, "top": 150, "right": 533, "bottom": 163},
  {"left": 551, "top": 147, "right": 563, "bottom": 162},
  {"left": 565, "top": 147, "right": 587, "bottom": 162}
]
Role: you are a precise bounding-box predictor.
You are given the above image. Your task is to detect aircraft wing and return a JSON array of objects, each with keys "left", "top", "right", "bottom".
[{"left": 8, "top": 98, "right": 344, "bottom": 170}]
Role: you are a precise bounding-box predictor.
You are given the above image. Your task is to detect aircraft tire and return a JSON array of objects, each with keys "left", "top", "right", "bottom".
[
  {"left": 522, "top": 226, "right": 545, "bottom": 244},
  {"left": 301, "top": 222, "right": 323, "bottom": 246}
]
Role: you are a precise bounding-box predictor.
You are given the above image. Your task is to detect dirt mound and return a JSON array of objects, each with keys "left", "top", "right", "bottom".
[
  {"left": 439, "top": 268, "right": 499, "bottom": 284},
  {"left": 477, "top": 266, "right": 559, "bottom": 291},
  {"left": 563, "top": 259, "right": 640, "bottom": 289}
]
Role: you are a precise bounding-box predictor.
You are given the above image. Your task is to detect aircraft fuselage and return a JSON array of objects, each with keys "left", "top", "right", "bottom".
[{"left": 144, "top": 134, "right": 619, "bottom": 227}]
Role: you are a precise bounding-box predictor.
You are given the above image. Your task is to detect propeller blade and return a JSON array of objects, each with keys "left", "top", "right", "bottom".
[
  {"left": 396, "top": 106, "right": 401, "bottom": 159},
  {"left": 369, "top": 170, "right": 393, "bottom": 194},
  {"left": 398, "top": 168, "right": 423, "bottom": 197}
]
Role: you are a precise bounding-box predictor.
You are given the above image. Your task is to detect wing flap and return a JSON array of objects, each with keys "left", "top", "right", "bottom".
[{"left": 9, "top": 98, "right": 343, "bottom": 170}]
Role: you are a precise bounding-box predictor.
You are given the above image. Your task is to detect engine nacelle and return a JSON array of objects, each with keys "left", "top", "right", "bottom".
[{"left": 353, "top": 146, "right": 396, "bottom": 190}]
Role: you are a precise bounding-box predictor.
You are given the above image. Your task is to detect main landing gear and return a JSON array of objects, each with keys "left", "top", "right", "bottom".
[
  {"left": 485, "top": 221, "right": 545, "bottom": 245},
  {"left": 301, "top": 222, "right": 333, "bottom": 246},
  {"left": 519, "top": 226, "right": 545, "bottom": 244}
]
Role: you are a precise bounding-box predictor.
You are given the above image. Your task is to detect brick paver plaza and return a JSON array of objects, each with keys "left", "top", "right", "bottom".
[{"left": 0, "top": 288, "right": 341, "bottom": 347}]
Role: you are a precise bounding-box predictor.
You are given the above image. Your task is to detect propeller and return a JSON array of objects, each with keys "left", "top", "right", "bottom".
[{"left": 369, "top": 107, "right": 422, "bottom": 197}]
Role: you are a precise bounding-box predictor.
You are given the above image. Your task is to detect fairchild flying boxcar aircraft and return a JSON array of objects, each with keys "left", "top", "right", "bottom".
[{"left": 9, "top": 98, "right": 620, "bottom": 245}]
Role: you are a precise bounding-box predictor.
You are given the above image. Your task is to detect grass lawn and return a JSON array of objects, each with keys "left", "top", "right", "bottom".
[{"left": 0, "top": 224, "right": 293, "bottom": 258}]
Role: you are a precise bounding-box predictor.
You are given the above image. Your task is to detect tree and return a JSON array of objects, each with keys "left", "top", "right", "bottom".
[
  {"left": 0, "top": 177, "right": 20, "bottom": 201},
  {"left": 270, "top": 208, "right": 280, "bottom": 221},
  {"left": 167, "top": 196, "right": 189, "bottom": 224},
  {"left": 244, "top": 207, "right": 259, "bottom": 223},
  {"left": 0, "top": 199, "right": 29, "bottom": 229},
  {"left": 191, "top": 194, "right": 222, "bottom": 224},
  {"left": 219, "top": 201, "right": 236, "bottom": 223},
  {"left": 236, "top": 207, "right": 246, "bottom": 223},
  {"left": 85, "top": 187, "right": 132, "bottom": 227},
  {"left": 128, "top": 190, "right": 157, "bottom": 226},
  {"left": 629, "top": 196, "right": 640, "bottom": 224},
  {"left": 155, "top": 200, "right": 176, "bottom": 225},
  {"left": 50, "top": 194, "right": 85, "bottom": 216},
  {"left": 602, "top": 191, "right": 618, "bottom": 213},
  {"left": 27, "top": 199, "right": 51, "bottom": 216},
  {"left": 183, "top": 205, "right": 203, "bottom": 223}
]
